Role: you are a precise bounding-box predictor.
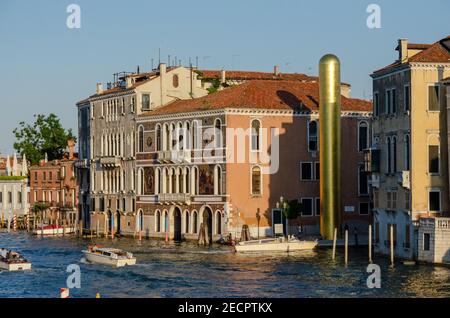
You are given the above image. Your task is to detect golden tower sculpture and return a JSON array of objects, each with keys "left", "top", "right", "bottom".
[{"left": 319, "top": 54, "right": 342, "bottom": 240}]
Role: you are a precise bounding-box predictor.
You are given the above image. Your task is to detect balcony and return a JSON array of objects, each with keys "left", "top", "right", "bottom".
[
  {"left": 74, "top": 159, "right": 89, "bottom": 168},
  {"left": 397, "top": 171, "right": 410, "bottom": 189},
  {"left": 157, "top": 193, "right": 191, "bottom": 205},
  {"left": 156, "top": 150, "right": 191, "bottom": 164},
  {"left": 99, "top": 156, "right": 122, "bottom": 168}
]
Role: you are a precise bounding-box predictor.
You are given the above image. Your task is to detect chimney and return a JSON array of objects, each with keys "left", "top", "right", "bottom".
[
  {"left": 159, "top": 63, "right": 167, "bottom": 76},
  {"left": 274, "top": 65, "right": 280, "bottom": 76},
  {"left": 126, "top": 76, "right": 133, "bottom": 88},
  {"left": 96, "top": 83, "right": 103, "bottom": 94},
  {"left": 398, "top": 38, "right": 408, "bottom": 63},
  {"left": 67, "top": 139, "right": 75, "bottom": 160},
  {"left": 220, "top": 70, "right": 226, "bottom": 84}
]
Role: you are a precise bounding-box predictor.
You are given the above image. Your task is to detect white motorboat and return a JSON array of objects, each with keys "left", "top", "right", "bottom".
[
  {"left": 0, "top": 248, "right": 32, "bottom": 271},
  {"left": 33, "top": 224, "right": 75, "bottom": 236},
  {"left": 234, "top": 236, "right": 318, "bottom": 253},
  {"left": 82, "top": 245, "right": 137, "bottom": 267}
]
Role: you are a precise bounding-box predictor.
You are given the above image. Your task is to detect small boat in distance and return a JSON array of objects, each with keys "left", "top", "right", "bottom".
[
  {"left": 0, "top": 248, "right": 32, "bottom": 271},
  {"left": 82, "top": 245, "right": 137, "bottom": 267},
  {"left": 234, "top": 236, "right": 318, "bottom": 253},
  {"left": 33, "top": 224, "right": 75, "bottom": 236}
]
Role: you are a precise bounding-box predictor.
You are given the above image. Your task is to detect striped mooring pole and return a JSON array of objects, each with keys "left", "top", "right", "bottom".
[{"left": 13, "top": 214, "right": 17, "bottom": 231}]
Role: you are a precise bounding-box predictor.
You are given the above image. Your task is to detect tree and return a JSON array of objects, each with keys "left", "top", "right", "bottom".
[
  {"left": 13, "top": 114, "right": 76, "bottom": 165},
  {"left": 282, "top": 199, "right": 302, "bottom": 220}
]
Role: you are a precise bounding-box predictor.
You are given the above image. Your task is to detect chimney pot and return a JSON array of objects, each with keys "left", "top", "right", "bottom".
[
  {"left": 220, "top": 70, "right": 226, "bottom": 84},
  {"left": 159, "top": 63, "right": 167, "bottom": 76},
  {"left": 398, "top": 38, "right": 408, "bottom": 63},
  {"left": 96, "top": 83, "right": 103, "bottom": 94},
  {"left": 274, "top": 65, "right": 280, "bottom": 76}
]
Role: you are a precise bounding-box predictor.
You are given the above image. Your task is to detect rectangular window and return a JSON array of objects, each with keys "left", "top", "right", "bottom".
[
  {"left": 301, "top": 198, "right": 313, "bottom": 216},
  {"left": 34, "top": 172, "right": 38, "bottom": 182},
  {"left": 391, "top": 88, "right": 397, "bottom": 114},
  {"left": 358, "top": 123, "right": 368, "bottom": 152},
  {"left": 142, "top": 93, "right": 151, "bottom": 110},
  {"left": 315, "top": 162, "right": 320, "bottom": 180},
  {"left": 315, "top": 198, "right": 320, "bottom": 216},
  {"left": 385, "top": 89, "right": 391, "bottom": 114},
  {"left": 300, "top": 162, "right": 313, "bottom": 180},
  {"left": 404, "top": 190, "right": 410, "bottom": 210},
  {"left": 404, "top": 85, "right": 410, "bottom": 112},
  {"left": 34, "top": 191, "right": 37, "bottom": 202},
  {"left": 429, "top": 190, "right": 441, "bottom": 212},
  {"left": 8, "top": 192, "right": 12, "bottom": 204},
  {"left": 43, "top": 172, "right": 46, "bottom": 181},
  {"left": 358, "top": 165, "right": 368, "bottom": 195},
  {"left": 423, "top": 233, "right": 431, "bottom": 251},
  {"left": 387, "top": 191, "right": 397, "bottom": 210},
  {"left": 359, "top": 202, "right": 370, "bottom": 215},
  {"left": 0, "top": 192, "right": 2, "bottom": 204},
  {"left": 428, "top": 145, "right": 439, "bottom": 174},
  {"left": 404, "top": 225, "right": 411, "bottom": 248},
  {"left": 374, "top": 92, "right": 379, "bottom": 116},
  {"left": 428, "top": 85, "right": 440, "bottom": 111}
]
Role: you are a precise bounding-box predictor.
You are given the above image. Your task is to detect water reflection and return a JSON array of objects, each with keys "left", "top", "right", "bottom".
[{"left": 1, "top": 230, "right": 450, "bottom": 298}]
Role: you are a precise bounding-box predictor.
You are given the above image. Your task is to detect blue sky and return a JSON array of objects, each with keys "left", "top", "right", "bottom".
[{"left": 0, "top": 0, "right": 449, "bottom": 154}]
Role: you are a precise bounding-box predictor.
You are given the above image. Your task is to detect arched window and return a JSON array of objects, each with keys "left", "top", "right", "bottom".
[
  {"left": 185, "top": 211, "right": 190, "bottom": 233},
  {"left": 216, "top": 211, "right": 222, "bottom": 235},
  {"left": 251, "top": 166, "right": 262, "bottom": 195},
  {"left": 192, "top": 121, "right": 199, "bottom": 150},
  {"left": 191, "top": 167, "right": 198, "bottom": 195},
  {"left": 171, "top": 123, "right": 176, "bottom": 150},
  {"left": 251, "top": 119, "right": 261, "bottom": 151},
  {"left": 386, "top": 137, "right": 392, "bottom": 173},
  {"left": 173, "top": 74, "right": 179, "bottom": 88},
  {"left": 405, "top": 134, "right": 410, "bottom": 171},
  {"left": 177, "top": 122, "right": 184, "bottom": 150},
  {"left": 136, "top": 210, "right": 144, "bottom": 232},
  {"left": 177, "top": 168, "right": 183, "bottom": 193},
  {"left": 138, "top": 126, "right": 144, "bottom": 153},
  {"left": 215, "top": 119, "right": 222, "bottom": 148},
  {"left": 138, "top": 168, "right": 144, "bottom": 195},
  {"left": 184, "top": 167, "right": 190, "bottom": 194},
  {"left": 392, "top": 136, "right": 397, "bottom": 173},
  {"left": 184, "top": 122, "right": 190, "bottom": 149},
  {"left": 358, "top": 122, "right": 369, "bottom": 152},
  {"left": 308, "top": 120, "right": 318, "bottom": 152},
  {"left": 192, "top": 211, "right": 198, "bottom": 234},
  {"left": 163, "top": 211, "right": 169, "bottom": 232},
  {"left": 156, "top": 210, "right": 161, "bottom": 232},
  {"left": 156, "top": 125, "right": 162, "bottom": 151},
  {"left": 164, "top": 124, "right": 170, "bottom": 151},
  {"left": 214, "top": 165, "right": 222, "bottom": 195},
  {"left": 155, "top": 168, "right": 160, "bottom": 194}
]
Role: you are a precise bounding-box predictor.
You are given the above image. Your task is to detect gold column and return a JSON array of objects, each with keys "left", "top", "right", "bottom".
[{"left": 319, "top": 54, "right": 342, "bottom": 240}]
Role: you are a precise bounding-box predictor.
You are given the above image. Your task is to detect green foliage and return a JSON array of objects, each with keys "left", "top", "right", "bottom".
[
  {"left": 0, "top": 176, "right": 27, "bottom": 181},
  {"left": 205, "top": 78, "right": 221, "bottom": 94},
  {"left": 282, "top": 199, "right": 302, "bottom": 220},
  {"left": 32, "top": 202, "right": 50, "bottom": 213},
  {"left": 13, "top": 114, "right": 76, "bottom": 165}
]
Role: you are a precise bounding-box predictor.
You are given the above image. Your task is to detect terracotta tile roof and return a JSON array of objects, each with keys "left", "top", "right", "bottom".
[
  {"left": 139, "top": 80, "right": 371, "bottom": 117},
  {"left": 373, "top": 36, "right": 450, "bottom": 75},
  {"left": 198, "top": 70, "right": 318, "bottom": 82}
]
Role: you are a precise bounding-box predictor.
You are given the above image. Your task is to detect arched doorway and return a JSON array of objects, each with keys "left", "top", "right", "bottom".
[
  {"left": 173, "top": 207, "right": 182, "bottom": 242},
  {"left": 203, "top": 207, "right": 213, "bottom": 244},
  {"left": 116, "top": 211, "right": 121, "bottom": 234}
]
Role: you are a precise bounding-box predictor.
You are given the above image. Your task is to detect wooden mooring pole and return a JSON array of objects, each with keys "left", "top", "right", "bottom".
[
  {"left": 368, "top": 224, "right": 373, "bottom": 264},
  {"left": 390, "top": 224, "right": 394, "bottom": 268},
  {"left": 332, "top": 227, "right": 337, "bottom": 261},
  {"left": 344, "top": 229, "right": 348, "bottom": 266}
]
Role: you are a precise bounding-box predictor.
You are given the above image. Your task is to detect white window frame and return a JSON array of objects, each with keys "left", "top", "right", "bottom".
[
  {"left": 300, "top": 162, "right": 314, "bottom": 181},
  {"left": 250, "top": 118, "right": 262, "bottom": 153},
  {"left": 300, "top": 197, "right": 314, "bottom": 217},
  {"left": 307, "top": 120, "right": 319, "bottom": 153},
  {"left": 250, "top": 165, "right": 263, "bottom": 197},
  {"left": 428, "top": 189, "right": 441, "bottom": 212}
]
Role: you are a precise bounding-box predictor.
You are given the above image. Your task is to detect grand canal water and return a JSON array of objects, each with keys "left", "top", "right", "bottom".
[{"left": 1, "top": 230, "right": 450, "bottom": 298}]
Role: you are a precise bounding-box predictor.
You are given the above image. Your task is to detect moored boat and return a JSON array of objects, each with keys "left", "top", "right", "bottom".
[
  {"left": 234, "top": 236, "right": 318, "bottom": 253},
  {"left": 33, "top": 224, "right": 75, "bottom": 236},
  {"left": 82, "top": 245, "right": 137, "bottom": 267},
  {"left": 0, "top": 248, "right": 32, "bottom": 271}
]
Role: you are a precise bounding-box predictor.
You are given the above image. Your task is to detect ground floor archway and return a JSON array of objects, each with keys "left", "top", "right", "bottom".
[{"left": 173, "top": 207, "right": 182, "bottom": 242}]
